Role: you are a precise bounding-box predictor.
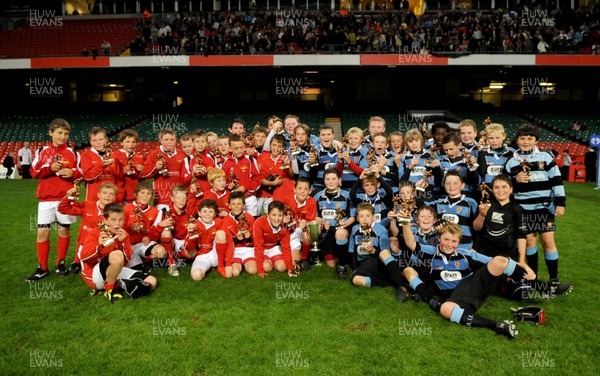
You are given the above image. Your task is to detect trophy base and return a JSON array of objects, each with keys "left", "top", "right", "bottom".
[
  {"left": 159, "top": 169, "right": 169, "bottom": 176},
  {"left": 188, "top": 234, "right": 199, "bottom": 240},
  {"left": 280, "top": 166, "right": 289, "bottom": 170},
  {"left": 310, "top": 163, "right": 319, "bottom": 167},
  {"left": 415, "top": 187, "right": 426, "bottom": 192},
  {"left": 126, "top": 171, "right": 136, "bottom": 176},
  {"left": 195, "top": 193, "right": 203, "bottom": 198},
  {"left": 164, "top": 227, "right": 174, "bottom": 232},
  {"left": 397, "top": 217, "right": 412, "bottom": 223},
  {"left": 102, "top": 237, "right": 116, "bottom": 247},
  {"left": 469, "top": 164, "right": 479, "bottom": 171},
  {"left": 67, "top": 196, "right": 78, "bottom": 201}
]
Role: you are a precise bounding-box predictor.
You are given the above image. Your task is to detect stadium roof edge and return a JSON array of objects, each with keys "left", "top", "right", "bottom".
[{"left": 0, "top": 54, "right": 599, "bottom": 69}]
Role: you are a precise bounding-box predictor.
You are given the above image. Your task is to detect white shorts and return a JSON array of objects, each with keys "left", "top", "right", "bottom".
[
  {"left": 244, "top": 195, "right": 259, "bottom": 217},
  {"left": 256, "top": 197, "right": 272, "bottom": 216},
  {"left": 92, "top": 263, "right": 137, "bottom": 290},
  {"left": 173, "top": 238, "right": 185, "bottom": 253},
  {"left": 233, "top": 246, "right": 255, "bottom": 264},
  {"left": 38, "top": 201, "right": 77, "bottom": 226},
  {"left": 290, "top": 228, "right": 302, "bottom": 250},
  {"left": 264, "top": 245, "right": 283, "bottom": 262},
  {"left": 191, "top": 248, "right": 218, "bottom": 273},
  {"left": 127, "top": 241, "right": 157, "bottom": 267}
]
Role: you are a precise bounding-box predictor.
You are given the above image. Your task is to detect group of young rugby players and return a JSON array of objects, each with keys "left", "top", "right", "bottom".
[{"left": 25, "top": 114, "right": 572, "bottom": 338}]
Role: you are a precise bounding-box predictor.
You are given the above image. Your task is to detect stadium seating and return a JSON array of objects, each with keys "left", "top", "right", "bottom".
[{"left": 0, "top": 18, "right": 138, "bottom": 58}]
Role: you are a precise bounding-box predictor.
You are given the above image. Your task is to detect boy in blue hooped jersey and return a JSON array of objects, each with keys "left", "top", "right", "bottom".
[
  {"left": 476, "top": 123, "right": 515, "bottom": 186},
  {"left": 350, "top": 169, "right": 394, "bottom": 229},
  {"left": 504, "top": 123, "right": 569, "bottom": 291},
  {"left": 425, "top": 170, "right": 479, "bottom": 250},
  {"left": 439, "top": 133, "right": 480, "bottom": 198},
  {"left": 313, "top": 167, "right": 356, "bottom": 278},
  {"left": 380, "top": 221, "right": 536, "bottom": 338},
  {"left": 399, "top": 129, "right": 442, "bottom": 201},
  {"left": 349, "top": 202, "right": 396, "bottom": 289}
]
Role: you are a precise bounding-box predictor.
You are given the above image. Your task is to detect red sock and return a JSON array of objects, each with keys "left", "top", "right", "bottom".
[
  {"left": 104, "top": 282, "right": 115, "bottom": 291},
  {"left": 162, "top": 237, "right": 175, "bottom": 266},
  {"left": 301, "top": 243, "right": 311, "bottom": 260},
  {"left": 216, "top": 242, "right": 228, "bottom": 268},
  {"left": 57, "top": 236, "right": 70, "bottom": 264},
  {"left": 37, "top": 240, "right": 50, "bottom": 270}
]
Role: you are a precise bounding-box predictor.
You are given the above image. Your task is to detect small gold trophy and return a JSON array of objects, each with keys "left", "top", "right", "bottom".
[
  {"left": 416, "top": 170, "right": 433, "bottom": 192},
  {"left": 365, "top": 148, "right": 378, "bottom": 175},
  {"left": 237, "top": 214, "right": 249, "bottom": 236},
  {"left": 162, "top": 207, "right": 174, "bottom": 231},
  {"left": 131, "top": 208, "right": 144, "bottom": 233},
  {"left": 229, "top": 171, "right": 240, "bottom": 190},
  {"left": 125, "top": 154, "right": 137, "bottom": 176},
  {"left": 290, "top": 135, "right": 300, "bottom": 157},
  {"left": 68, "top": 178, "right": 84, "bottom": 200},
  {"left": 462, "top": 149, "right": 479, "bottom": 171},
  {"left": 156, "top": 153, "right": 169, "bottom": 176},
  {"left": 193, "top": 151, "right": 204, "bottom": 170},
  {"left": 103, "top": 142, "right": 112, "bottom": 160},
  {"left": 279, "top": 154, "right": 290, "bottom": 170},
  {"left": 335, "top": 203, "right": 345, "bottom": 230},
  {"left": 480, "top": 183, "right": 492, "bottom": 205},
  {"left": 97, "top": 220, "right": 117, "bottom": 247},
  {"left": 186, "top": 216, "right": 199, "bottom": 239},
  {"left": 397, "top": 197, "right": 417, "bottom": 223},
  {"left": 521, "top": 161, "right": 532, "bottom": 175},
  {"left": 478, "top": 130, "right": 490, "bottom": 152},
  {"left": 190, "top": 177, "right": 204, "bottom": 198},
  {"left": 309, "top": 145, "right": 319, "bottom": 167},
  {"left": 427, "top": 144, "right": 440, "bottom": 167}
]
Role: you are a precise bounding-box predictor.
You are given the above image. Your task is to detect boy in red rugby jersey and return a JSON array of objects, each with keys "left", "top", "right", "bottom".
[
  {"left": 282, "top": 178, "right": 317, "bottom": 268},
  {"left": 253, "top": 201, "right": 294, "bottom": 278},
  {"left": 180, "top": 199, "right": 229, "bottom": 281},
  {"left": 122, "top": 182, "right": 168, "bottom": 271},
  {"left": 220, "top": 191, "right": 257, "bottom": 277},
  {"left": 142, "top": 130, "right": 186, "bottom": 210},
  {"left": 80, "top": 204, "right": 157, "bottom": 302},
  {"left": 112, "top": 129, "right": 144, "bottom": 204},
  {"left": 80, "top": 127, "right": 120, "bottom": 204},
  {"left": 58, "top": 182, "right": 118, "bottom": 275},
  {"left": 221, "top": 135, "right": 262, "bottom": 217},
  {"left": 26, "top": 118, "right": 82, "bottom": 282},
  {"left": 201, "top": 168, "right": 231, "bottom": 218},
  {"left": 158, "top": 185, "right": 200, "bottom": 277}
]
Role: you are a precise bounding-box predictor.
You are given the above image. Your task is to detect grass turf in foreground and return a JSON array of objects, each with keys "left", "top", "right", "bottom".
[{"left": 0, "top": 180, "right": 599, "bottom": 376}]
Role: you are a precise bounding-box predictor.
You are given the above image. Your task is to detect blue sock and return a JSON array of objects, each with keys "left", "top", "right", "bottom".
[
  {"left": 450, "top": 306, "right": 465, "bottom": 324},
  {"left": 382, "top": 256, "right": 395, "bottom": 265},
  {"left": 364, "top": 277, "right": 371, "bottom": 288}
]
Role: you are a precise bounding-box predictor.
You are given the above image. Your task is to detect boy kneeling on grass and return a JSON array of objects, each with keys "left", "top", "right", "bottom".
[{"left": 80, "top": 204, "right": 157, "bottom": 302}]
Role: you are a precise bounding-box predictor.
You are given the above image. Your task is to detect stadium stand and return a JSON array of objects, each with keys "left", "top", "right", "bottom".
[{"left": 0, "top": 18, "right": 138, "bottom": 58}]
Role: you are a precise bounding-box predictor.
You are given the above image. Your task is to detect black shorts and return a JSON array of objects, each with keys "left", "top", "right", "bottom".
[
  {"left": 352, "top": 257, "right": 391, "bottom": 281},
  {"left": 447, "top": 266, "right": 498, "bottom": 312},
  {"left": 522, "top": 208, "right": 556, "bottom": 234}
]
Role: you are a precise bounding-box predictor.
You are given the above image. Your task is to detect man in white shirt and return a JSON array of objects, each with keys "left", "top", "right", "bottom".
[{"left": 18, "top": 142, "right": 32, "bottom": 179}]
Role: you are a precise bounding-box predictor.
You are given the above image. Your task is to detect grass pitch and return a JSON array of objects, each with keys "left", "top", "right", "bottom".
[{"left": 1, "top": 180, "right": 599, "bottom": 376}]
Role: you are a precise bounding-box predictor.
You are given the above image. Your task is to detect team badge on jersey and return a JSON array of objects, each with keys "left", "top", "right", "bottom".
[{"left": 537, "top": 161, "right": 545, "bottom": 170}]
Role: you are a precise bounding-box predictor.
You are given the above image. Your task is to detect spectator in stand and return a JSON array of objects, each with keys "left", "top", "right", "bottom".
[{"left": 101, "top": 41, "right": 112, "bottom": 56}]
